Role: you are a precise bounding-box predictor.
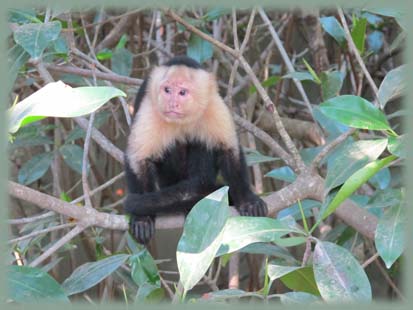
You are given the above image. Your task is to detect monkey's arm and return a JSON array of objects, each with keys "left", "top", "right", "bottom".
[
  {"left": 218, "top": 148, "right": 268, "bottom": 216},
  {"left": 125, "top": 178, "right": 218, "bottom": 216}
]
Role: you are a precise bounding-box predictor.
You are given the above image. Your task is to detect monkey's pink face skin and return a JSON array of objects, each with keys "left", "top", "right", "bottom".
[{"left": 158, "top": 79, "right": 196, "bottom": 123}]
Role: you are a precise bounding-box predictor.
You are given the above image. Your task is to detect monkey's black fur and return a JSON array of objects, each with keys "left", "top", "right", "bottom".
[{"left": 124, "top": 56, "right": 267, "bottom": 244}]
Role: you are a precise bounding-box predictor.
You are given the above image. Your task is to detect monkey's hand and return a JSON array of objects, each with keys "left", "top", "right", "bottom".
[
  {"left": 237, "top": 195, "right": 268, "bottom": 217},
  {"left": 129, "top": 215, "right": 155, "bottom": 245}
]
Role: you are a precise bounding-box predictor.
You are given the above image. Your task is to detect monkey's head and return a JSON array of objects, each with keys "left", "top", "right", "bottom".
[{"left": 149, "top": 65, "right": 215, "bottom": 125}]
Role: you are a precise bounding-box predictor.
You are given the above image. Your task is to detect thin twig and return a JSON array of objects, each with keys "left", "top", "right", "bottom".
[
  {"left": 311, "top": 128, "right": 356, "bottom": 170},
  {"left": 71, "top": 172, "right": 125, "bottom": 204},
  {"left": 9, "top": 223, "right": 76, "bottom": 244},
  {"left": 8, "top": 211, "right": 55, "bottom": 225},
  {"left": 337, "top": 7, "right": 380, "bottom": 104},
  {"left": 29, "top": 225, "right": 85, "bottom": 267},
  {"left": 362, "top": 252, "right": 379, "bottom": 268}
]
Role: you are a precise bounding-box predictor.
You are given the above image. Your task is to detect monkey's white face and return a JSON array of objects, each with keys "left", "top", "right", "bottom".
[
  {"left": 153, "top": 66, "right": 210, "bottom": 125},
  {"left": 158, "top": 79, "right": 192, "bottom": 122}
]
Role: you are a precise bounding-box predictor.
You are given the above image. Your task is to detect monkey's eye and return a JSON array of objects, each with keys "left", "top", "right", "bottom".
[
  {"left": 164, "top": 87, "right": 171, "bottom": 93},
  {"left": 179, "top": 89, "right": 187, "bottom": 96}
]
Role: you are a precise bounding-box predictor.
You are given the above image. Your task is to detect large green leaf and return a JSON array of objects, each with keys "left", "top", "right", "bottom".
[
  {"left": 59, "top": 144, "right": 88, "bottom": 175},
  {"left": 187, "top": 31, "right": 213, "bottom": 64},
  {"left": 8, "top": 81, "right": 126, "bottom": 133},
  {"left": 378, "top": 65, "right": 407, "bottom": 109},
  {"left": 325, "top": 139, "right": 388, "bottom": 193},
  {"left": 18, "top": 152, "right": 54, "bottom": 185},
  {"left": 111, "top": 47, "right": 133, "bottom": 77},
  {"left": 319, "top": 16, "right": 346, "bottom": 46},
  {"left": 320, "top": 155, "right": 396, "bottom": 222},
  {"left": 313, "top": 106, "right": 349, "bottom": 142},
  {"left": 8, "top": 265, "right": 69, "bottom": 303},
  {"left": 319, "top": 95, "right": 391, "bottom": 130},
  {"left": 177, "top": 187, "right": 230, "bottom": 292},
  {"left": 313, "top": 241, "right": 372, "bottom": 302},
  {"left": 265, "top": 166, "right": 296, "bottom": 183},
  {"left": 13, "top": 21, "right": 62, "bottom": 58},
  {"left": 375, "top": 203, "right": 405, "bottom": 268},
  {"left": 129, "top": 246, "right": 163, "bottom": 302},
  {"left": 62, "top": 254, "right": 130, "bottom": 296},
  {"left": 216, "top": 217, "right": 301, "bottom": 256},
  {"left": 280, "top": 267, "right": 320, "bottom": 296}
]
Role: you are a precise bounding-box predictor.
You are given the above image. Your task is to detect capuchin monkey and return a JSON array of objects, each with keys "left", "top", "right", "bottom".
[{"left": 124, "top": 56, "right": 268, "bottom": 244}]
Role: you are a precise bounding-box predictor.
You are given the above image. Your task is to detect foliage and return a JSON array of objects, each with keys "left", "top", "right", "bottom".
[{"left": 7, "top": 6, "right": 405, "bottom": 305}]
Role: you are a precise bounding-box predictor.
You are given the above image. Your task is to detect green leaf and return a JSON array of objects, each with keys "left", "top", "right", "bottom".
[
  {"left": 280, "top": 267, "right": 320, "bottom": 296},
  {"left": 59, "top": 144, "right": 88, "bottom": 175},
  {"left": 187, "top": 31, "right": 213, "bottom": 64},
  {"left": 216, "top": 217, "right": 301, "bottom": 256},
  {"left": 375, "top": 203, "right": 405, "bottom": 268},
  {"left": 129, "top": 250, "right": 160, "bottom": 287},
  {"left": 177, "top": 187, "right": 230, "bottom": 292},
  {"left": 238, "top": 243, "right": 297, "bottom": 264},
  {"left": 201, "top": 289, "right": 257, "bottom": 301},
  {"left": 13, "top": 21, "right": 62, "bottom": 59},
  {"left": 351, "top": 17, "right": 367, "bottom": 54},
  {"left": 279, "top": 292, "right": 320, "bottom": 304},
  {"left": 135, "top": 284, "right": 164, "bottom": 303},
  {"left": 53, "top": 35, "right": 68, "bottom": 54},
  {"left": 324, "top": 139, "right": 388, "bottom": 194},
  {"left": 313, "top": 107, "right": 349, "bottom": 142},
  {"left": 249, "top": 76, "right": 280, "bottom": 94},
  {"left": 282, "top": 71, "right": 316, "bottom": 82},
  {"left": 111, "top": 47, "right": 133, "bottom": 77},
  {"left": 267, "top": 263, "right": 300, "bottom": 281},
  {"left": 18, "top": 152, "right": 54, "bottom": 185},
  {"left": 366, "top": 188, "right": 402, "bottom": 209},
  {"left": 62, "top": 254, "right": 130, "bottom": 296},
  {"left": 96, "top": 48, "right": 113, "bottom": 60},
  {"left": 8, "top": 265, "right": 69, "bottom": 302},
  {"left": 313, "top": 241, "right": 372, "bottom": 302},
  {"left": 265, "top": 166, "right": 296, "bottom": 183},
  {"left": 369, "top": 167, "right": 390, "bottom": 190},
  {"left": 388, "top": 135, "right": 405, "bottom": 158},
  {"left": 319, "top": 95, "right": 391, "bottom": 130},
  {"left": 303, "top": 59, "right": 321, "bottom": 84},
  {"left": 8, "top": 44, "right": 30, "bottom": 86},
  {"left": 320, "top": 71, "right": 344, "bottom": 100},
  {"left": 319, "top": 16, "right": 346, "bottom": 46},
  {"left": 363, "top": 8, "right": 406, "bottom": 30},
  {"left": 244, "top": 148, "right": 278, "bottom": 165},
  {"left": 277, "top": 199, "right": 320, "bottom": 221},
  {"left": 8, "top": 8, "right": 42, "bottom": 24},
  {"left": 129, "top": 247, "right": 162, "bottom": 302},
  {"left": 320, "top": 155, "right": 397, "bottom": 222},
  {"left": 8, "top": 81, "right": 126, "bottom": 133},
  {"left": 377, "top": 65, "right": 407, "bottom": 109}
]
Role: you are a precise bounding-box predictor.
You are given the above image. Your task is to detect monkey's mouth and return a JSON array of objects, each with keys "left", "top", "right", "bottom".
[{"left": 164, "top": 111, "right": 185, "bottom": 118}]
